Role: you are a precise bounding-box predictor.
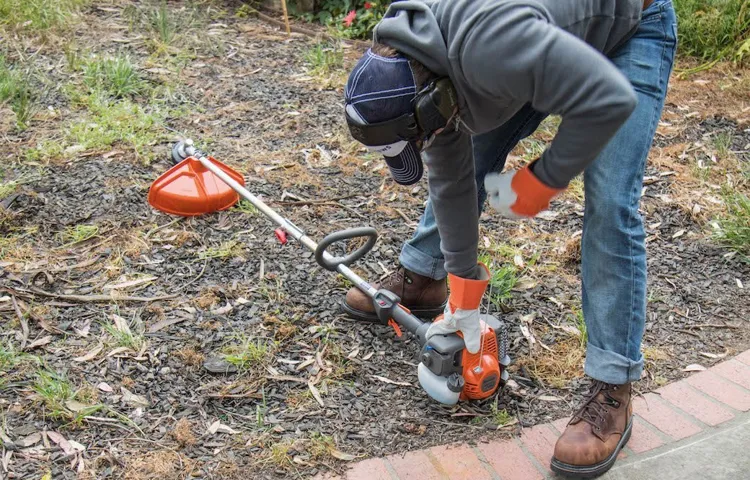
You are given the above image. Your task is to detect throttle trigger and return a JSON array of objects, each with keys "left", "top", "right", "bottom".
[{"left": 388, "top": 319, "right": 402, "bottom": 337}]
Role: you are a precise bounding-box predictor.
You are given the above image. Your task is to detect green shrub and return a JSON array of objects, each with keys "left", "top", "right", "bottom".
[
  {"left": 674, "top": 0, "right": 750, "bottom": 64},
  {"left": 292, "top": 0, "right": 389, "bottom": 39}
]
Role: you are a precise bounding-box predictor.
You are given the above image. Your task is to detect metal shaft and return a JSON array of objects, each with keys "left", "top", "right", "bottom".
[{"left": 191, "top": 149, "right": 377, "bottom": 299}]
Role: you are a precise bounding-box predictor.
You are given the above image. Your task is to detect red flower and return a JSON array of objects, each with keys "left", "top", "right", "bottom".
[
  {"left": 364, "top": 2, "right": 372, "bottom": 9},
  {"left": 344, "top": 10, "right": 357, "bottom": 26}
]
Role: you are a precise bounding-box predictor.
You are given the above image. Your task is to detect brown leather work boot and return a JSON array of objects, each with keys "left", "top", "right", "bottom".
[
  {"left": 340, "top": 266, "right": 447, "bottom": 322},
  {"left": 551, "top": 380, "right": 633, "bottom": 478}
]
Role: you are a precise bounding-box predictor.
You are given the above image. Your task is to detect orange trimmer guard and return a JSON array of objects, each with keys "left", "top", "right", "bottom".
[{"left": 147, "top": 156, "right": 245, "bottom": 216}]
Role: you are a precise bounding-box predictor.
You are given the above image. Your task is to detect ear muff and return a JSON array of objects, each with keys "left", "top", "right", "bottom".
[{"left": 414, "top": 78, "right": 458, "bottom": 137}]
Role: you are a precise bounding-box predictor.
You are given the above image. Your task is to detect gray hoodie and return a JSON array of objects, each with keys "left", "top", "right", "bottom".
[{"left": 373, "top": 0, "right": 643, "bottom": 278}]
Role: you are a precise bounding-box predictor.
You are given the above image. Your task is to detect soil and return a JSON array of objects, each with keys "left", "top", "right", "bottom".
[{"left": 0, "top": 3, "right": 748, "bottom": 479}]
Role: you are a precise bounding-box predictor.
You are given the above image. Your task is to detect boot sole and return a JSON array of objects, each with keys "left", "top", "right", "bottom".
[
  {"left": 339, "top": 298, "right": 447, "bottom": 323},
  {"left": 550, "top": 416, "right": 633, "bottom": 479}
]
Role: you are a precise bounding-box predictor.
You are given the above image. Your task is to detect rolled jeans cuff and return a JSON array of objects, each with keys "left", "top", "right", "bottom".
[
  {"left": 584, "top": 342, "right": 644, "bottom": 385},
  {"left": 399, "top": 243, "right": 447, "bottom": 280}
]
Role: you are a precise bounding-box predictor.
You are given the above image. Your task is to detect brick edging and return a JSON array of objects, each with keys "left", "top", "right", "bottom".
[{"left": 319, "top": 349, "right": 750, "bottom": 480}]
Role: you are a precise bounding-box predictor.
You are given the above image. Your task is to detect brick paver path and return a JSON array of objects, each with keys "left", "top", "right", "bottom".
[{"left": 318, "top": 349, "right": 750, "bottom": 479}]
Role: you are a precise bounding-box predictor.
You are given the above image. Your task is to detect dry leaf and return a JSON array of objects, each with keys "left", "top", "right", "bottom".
[
  {"left": 683, "top": 364, "right": 706, "bottom": 372},
  {"left": 295, "top": 358, "right": 316, "bottom": 371},
  {"left": 513, "top": 278, "right": 538, "bottom": 291},
  {"left": 538, "top": 395, "right": 563, "bottom": 402},
  {"left": 513, "top": 254, "right": 525, "bottom": 268},
  {"left": 103, "top": 276, "right": 157, "bottom": 292},
  {"left": 211, "top": 303, "right": 233, "bottom": 315},
  {"left": 65, "top": 400, "right": 93, "bottom": 413},
  {"left": 111, "top": 314, "right": 132, "bottom": 335},
  {"left": 147, "top": 316, "right": 187, "bottom": 333},
  {"left": 74, "top": 319, "right": 91, "bottom": 337},
  {"left": 17, "top": 433, "right": 42, "bottom": 448},
  {"left": 737, "top": 278, "right": 744, "bottom": 289},
  {"left": 208, "top": 420, "right": 239, "bottom": 435},
  {"left": 536, "top": 210, "right": 560, "bottom": 220},
  {"left": 699, "top": 351, "right": 728, "bottom": 359},
  {"left": 25, "top": 336, "right": 52, "bottom": 350},
  {"left": 347, "top": 348, "right": 360, "bottom": 359},
  {"left": 97, "top": 382, "right": 113, "bottom": 393},
  {"left": 308, "top": 382, "right": 324, "bottom": 407},
  {"left": 329, "top": 448, "right": 356, "bottom": 461},
  {"left": 46, "top": 431, "right": 76, "bottom": 456},
  {"left": 362, "top": 352, "right": 374, "bottom": 361},
  {"left": 108, "top": 346, "right": 133, "bottom": 357},
  {"left": 672, "top": 229, "right": 686, "bottom": 239},
  {"left": 121, "top": 387, "right": 149, "bottom": 408},
  {"left": 73, "top": 344, "right": 103, "bottom": 362},
  {"left": 370, "top": 375, "right": 412, "bottom": 387}
]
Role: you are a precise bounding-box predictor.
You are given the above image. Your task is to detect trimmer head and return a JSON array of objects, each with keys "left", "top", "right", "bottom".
[{"left": 147, "top": 155, "right": 245, "bottom": 216}]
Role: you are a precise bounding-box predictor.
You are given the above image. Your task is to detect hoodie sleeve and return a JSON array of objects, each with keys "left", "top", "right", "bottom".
[{"left": 460, "top": 6, "right": 637, "bottom": 189}]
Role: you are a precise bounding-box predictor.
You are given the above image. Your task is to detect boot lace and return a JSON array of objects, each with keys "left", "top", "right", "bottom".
[
  {"left": 381, "top": 267, "right": 407, "bottom": 297},
  {"left": 572, "top": 380, "right": 621, "bottom": 431}
]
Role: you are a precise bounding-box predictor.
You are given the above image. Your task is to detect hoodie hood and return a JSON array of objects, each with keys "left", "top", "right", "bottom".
[{"left": 372, "top": 1, "right": 451, "bottom": 78}]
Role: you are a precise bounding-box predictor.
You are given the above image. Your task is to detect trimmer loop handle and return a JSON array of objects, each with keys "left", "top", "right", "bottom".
[{"left": 314, "top": 227, "right": 378, "bottom": 271}]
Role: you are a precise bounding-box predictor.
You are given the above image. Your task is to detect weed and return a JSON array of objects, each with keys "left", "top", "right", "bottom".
[
  {"left": 673, "top": 0, "right": 750, "bottom": 64},
  {"left": 0, "top": 179, "right": 18, "bottom": 198},
  {"left": 268, "top": 440, "right": 294, "bottom": 468},
  {"left": 61, "top": 224, "right": 99, "bottom": 244},
  {"left": 198, "top": 240, "right": 245, "bottom": 260},
  {"left": 490, "top": 400, "right": 513, "bottom": 426},
  {"left": 150, "top": 1, "right": 177, "bottom": 47},
  {"left": 221, "top": 336, "right": 276, "bottom": 373},
  {"left": 713, "top": 189, "right": 750, "bottom": 260},
  {"left": 517, "top": 337, "right": 585, "bottom": 388},
  {"left": 567, "top": 175, "right": 585, "bottom": 202},
  {"left": 571, "top": 306, "right": 587, "bottom": 349},
  {"left": 0, "top": 56, "right": 36, "bottom": 130},
  {"left": 712, "top": 131, "right": 734, "bottom": 158},
  {"left": 0, "top": 343, "right": 40, "bottom": 386},
  {"left": 643, "top": 346, "right": 670, "bottom": 362},
  {"left": 308, "top": 432, "right": 336, "bottom": 459},
  {"left": 232, "top": 199, "right": 259, "bottom": 215},
  {"left": 305, "top": 42, "right": 344, "bottom": 76},
  {"left": 104, "top": 323, "right": 145, "bottom": 351},
  {"left": 518, "top": 137, "right": 547, "bottom": 162},
  {"left": 0, "top": 0, "right": 89, "bottom": 31},
  {"left": 83, "top": 56, "right": 148, "bottom": 99},
  {"left": 33, "top": 370, "right": 75, "bottom": 419},
  {"left": 479, "top": 251, "right": 520, "bottom": 306}
]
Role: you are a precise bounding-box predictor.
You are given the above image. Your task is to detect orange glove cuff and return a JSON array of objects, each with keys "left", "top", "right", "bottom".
[
  {"left": 510, "top": 165, "right": 564, "bottom": 217},
  {"left": 447, "top": 263, "right": 490, "bottom": 312}
]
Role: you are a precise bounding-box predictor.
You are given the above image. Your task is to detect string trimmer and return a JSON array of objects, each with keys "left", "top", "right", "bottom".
[{"left": 147, "top": 139, "right": 510, "bottom": 405}]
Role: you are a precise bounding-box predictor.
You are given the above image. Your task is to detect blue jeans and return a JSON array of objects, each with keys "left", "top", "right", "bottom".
[{"left": 399, "top": 0, "right": 678, "bottom": 385}]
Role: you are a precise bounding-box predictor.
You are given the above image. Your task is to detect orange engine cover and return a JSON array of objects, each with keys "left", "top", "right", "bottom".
[{"left": 458, "top": 322, "right": 501, "bottom": 401}]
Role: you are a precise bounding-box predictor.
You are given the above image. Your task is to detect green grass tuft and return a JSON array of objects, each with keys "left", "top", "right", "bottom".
[
  {"left": 221, "top": 336, "right": 276, "bottom": 373},
  {"left": 714, "top": 189, "right": 750, "bottom": 261},
  {"left": 61, "top": 224, "right": 99, "bottom": 244},
  {"left": 198, "top": 240, "right": 245, "bottom": 260},
  {"left": 83, "top": 55, "right": 148, "bottom": 99},
  {"left": 305, "top": 42, "right": 344, "bottom": 77},
  {"left": 0, "top": 55, "right": 36, "bottom": 130},
  {"left": 0, "top": 0, "right": 89, "bottom": 31},
  {"left": 232, "top": 199, "right": 259, "bottom": 215},
  {"left": 33, "top": 370, "right": 75, "bottom": 420},
  {"left": 478, "top": 251, "right": 519, "bottom": 306},
  {"left": 150, "top": 0, "right": 177, "bottom": 46},
  {"left": 674, "top": 0, "right": 750, "bottom": 64}
]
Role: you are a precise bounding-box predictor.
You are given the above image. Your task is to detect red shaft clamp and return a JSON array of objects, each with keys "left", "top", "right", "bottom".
[{"left": 274, "top": 228, "right": 288, "bottom": 245}]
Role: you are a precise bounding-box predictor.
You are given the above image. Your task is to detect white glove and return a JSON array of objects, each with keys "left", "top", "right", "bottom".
[
  {"left": 484, "top": 171, "right": 522, "bottom": 219},
  {"left": 484, "top": 165, "right": 564, "bottom": 218},
  {"left": 425, "top": 304, "right": 482, "bottom": 353}
]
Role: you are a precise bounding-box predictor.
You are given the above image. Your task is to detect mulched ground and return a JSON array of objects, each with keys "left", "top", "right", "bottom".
[{"left": 1, "top": 3, "right": 748, "bottom": 479}]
